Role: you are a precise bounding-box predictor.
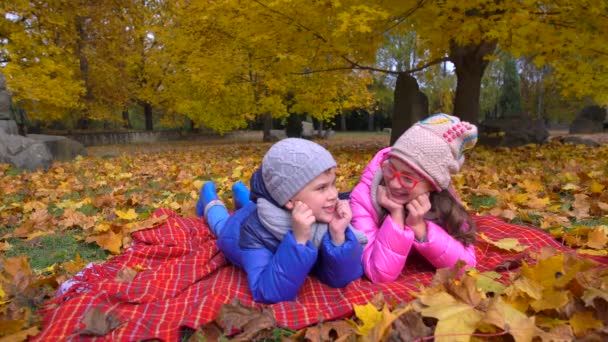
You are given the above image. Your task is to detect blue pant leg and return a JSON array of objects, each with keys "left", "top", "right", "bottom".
[
  {"left": 216, "top": 201, "right": 256, "bottom": 268},
  {"left": 205, "top": 204, "right": 230, "bottom": 237}
]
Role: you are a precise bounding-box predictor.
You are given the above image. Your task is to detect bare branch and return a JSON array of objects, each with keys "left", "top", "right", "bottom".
[{"left": 293, "top": 56, "right": 449, "bottom": 76}]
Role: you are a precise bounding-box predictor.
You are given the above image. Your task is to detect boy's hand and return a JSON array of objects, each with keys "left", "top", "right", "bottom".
[
  {"left": 291, "top": 201, "right": 314, "bottom": 244},
  {"left": 377, "top": 185, "right": 405, "bottom": 227},
  {"left": 329, "top": 200, "right": 351, "bottom": 245},
  {"left": 405, "top": 193, "right": 431, "bottom": 240}
]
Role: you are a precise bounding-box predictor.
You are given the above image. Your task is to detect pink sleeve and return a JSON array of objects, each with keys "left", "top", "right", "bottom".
[
  {"left": 350, "top": 148, "right": 414, "bottom": 283},
  {"left": 412, "top": 221, "right": 477, "bottom": 269}
]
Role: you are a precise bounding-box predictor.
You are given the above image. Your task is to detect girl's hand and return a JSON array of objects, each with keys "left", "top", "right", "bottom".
[
  {"left": 329, "top": 200, "right": 351, "bottom": 245},
  {"left": 377, "top": 185, "right": 405, "bottom": 227},
  {"left": 291, "top": 201, "right": 314, "bottom": 244},
  {"left": 405, "top": 193, "right": 431, "bottom": 239}
]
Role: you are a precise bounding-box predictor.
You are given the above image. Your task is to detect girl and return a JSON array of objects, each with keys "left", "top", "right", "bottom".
[{"left": 350, "top": 113, "right": 478, "bottom": 283}]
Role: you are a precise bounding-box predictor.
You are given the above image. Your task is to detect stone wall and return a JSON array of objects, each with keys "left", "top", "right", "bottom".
[{"left": 67, "top": 130, "right": 187, "bottom": 146}]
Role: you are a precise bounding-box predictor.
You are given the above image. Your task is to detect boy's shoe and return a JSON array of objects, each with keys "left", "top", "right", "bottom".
[
  {"left": 196, "top": 182, "right": 219, "bottom": 217},
  {"left": 232, "top": 181, "right": 251, "bottom": 209}
]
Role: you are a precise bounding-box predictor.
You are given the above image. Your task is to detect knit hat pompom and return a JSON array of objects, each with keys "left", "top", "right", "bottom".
[
  {"left": 262, "top": 138, "right": 337, "bottom": 206},
  {"left": 389, "top": 113, "right": 478, "bottom": 190}
]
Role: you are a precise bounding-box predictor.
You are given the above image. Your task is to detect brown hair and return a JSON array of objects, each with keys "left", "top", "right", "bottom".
[{"left": 428, "top": 190, "right": 476, "bottom": 246}]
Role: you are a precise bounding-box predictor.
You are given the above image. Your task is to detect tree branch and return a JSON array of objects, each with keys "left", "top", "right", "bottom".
[
  {"left": 293, "top": 56, "right": 449, "bottom": 76},
  {"left": 252, "top": 0, "right": 327, "bottom": 43}
]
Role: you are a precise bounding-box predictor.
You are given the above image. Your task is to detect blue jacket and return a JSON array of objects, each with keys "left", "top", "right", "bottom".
[{"left": 217, "top": 169, "right": 364, "bottom": 303}]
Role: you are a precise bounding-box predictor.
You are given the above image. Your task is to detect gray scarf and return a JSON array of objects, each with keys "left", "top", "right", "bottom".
[{"left": 257, "top": 198, "right": 368, "bottom": 248}]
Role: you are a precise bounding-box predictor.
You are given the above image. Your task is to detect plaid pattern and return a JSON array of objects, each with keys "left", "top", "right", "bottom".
[{"left": 35, "top": 209, "right": 608, "bottom": 341}]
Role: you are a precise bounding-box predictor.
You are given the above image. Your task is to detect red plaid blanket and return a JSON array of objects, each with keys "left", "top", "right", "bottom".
[{"left": 35, "top": 208, "right": 607, "bottom": 341}]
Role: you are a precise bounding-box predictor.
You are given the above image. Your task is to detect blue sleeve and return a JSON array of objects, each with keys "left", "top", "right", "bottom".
[
  {"left": 241, "top": 231, "right": 318, "bottom": 303},
  {"left": 314, "top": 228, "right": 363, "bottom": 288}
]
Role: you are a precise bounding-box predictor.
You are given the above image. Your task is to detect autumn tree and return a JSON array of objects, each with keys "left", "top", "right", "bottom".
[{"left": 498, "top": 55, "right": 523, "bottom": 117}]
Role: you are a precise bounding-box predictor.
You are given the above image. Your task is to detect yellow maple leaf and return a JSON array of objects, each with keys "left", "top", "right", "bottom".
[
  {"left": 530, "top": 288, "right": 569, "bottom": 311},
  {"left": 569, "top": 311, "right": 603, "bottom": 337},
  {"left": 588, "top": 181, "right": 605, "bottom": 193},
  {"left": 577, "top": 249, "right": 608, "bottom": 256},
  {"left": 418, "top": 292, "right": 482, "bottom": 342},
  {"left": 115, "top": 208, "right": 138, "bottom": 220},
  {"left": 479, "top": 233, "right": 528, "bottom": 252},
  {"left": 585, "top": 228, "right": 607, "bottom": 250},
  {"left": 86, "top": 230, "right": 123, "bottom": 254},
  {"left": 468, "top": 269, "right": 506, "bottom": 295},
  {"left": 347, "top": 302, "right": 382, "bottom": 336},
  {"left": 26, "top": 231, "right": 51, "bottom": 240},
  {"left": 482, "top": 297, "right": 536, "bottom": 342}
]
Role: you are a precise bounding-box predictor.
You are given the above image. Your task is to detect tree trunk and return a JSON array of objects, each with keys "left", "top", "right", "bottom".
[
  {"left": 143, "top": 102, "right": 153, "bottom": 131},
  {"left": 340, "top": 114, "right": 347, "bottom": 131},
  {"left": 122, "top": 109, "right": 132, "bottom": 129},
  {"left": 390, "top": 72, "right": 429, "bottom": 145},
  {"left": 367, "top": 112, "right": 374, "bottom": 131},
  {"left": 262, "top": 112, "right": 273, "bottom": 142},
  {"left": 450, "top": 41, "right": 496, "bottom": 125}
]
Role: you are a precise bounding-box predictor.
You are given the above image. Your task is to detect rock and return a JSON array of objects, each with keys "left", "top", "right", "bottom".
[
  {"left": 0, "top": 131, "right": 53, "bottom": 171},
  {"left": 569, "top": 105, "right": 607, "bottom": 134},
  {"left": 558, "top": 136, "right": 601, "bottom": 147},
  {"left": 266, "top": 129, "right": 287, "bottom": 142},
  {"left": 0, "top": 120, "right": 18, "bottom": 135},
  {"left": 479, "top": 115, "right": 549, "bottom": 147},
  {"left": 28, "top": 134, "right": 87, "bottom": 161},
  {"left": 301, "top": 121, "right": 314, "bottom": 138},
  {"left": 0, "top": 72, "right": 12, "bottom": 120}
]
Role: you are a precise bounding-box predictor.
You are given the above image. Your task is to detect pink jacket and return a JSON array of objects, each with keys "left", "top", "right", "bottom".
[{"left": 350, "top": 147, "right": 476, "bottom": 283}]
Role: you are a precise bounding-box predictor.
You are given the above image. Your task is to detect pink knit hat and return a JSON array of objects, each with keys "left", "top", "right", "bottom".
[{"left": 389, "top": 113, "right": 478, "bottom": 191}]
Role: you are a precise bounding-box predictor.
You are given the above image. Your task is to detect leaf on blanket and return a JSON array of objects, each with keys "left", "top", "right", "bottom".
[
  {"left": 217, "top": 298, "right": 276, "bottom": 341},
  {"left": 115, "top": 267, "right": 138, "bottom": 282},
  {"left": 189, "top": 322, "right": 223, "bottom": 342},
  {"left": 86, "top": 229, "right": 123, "bottom": 254},
  {"left": 303, "top": 321, "right": 356, "bottom": 342},
  {"left": 79, "top": 307, "right": 123, "bottom": 336},
  {"left": 479, "top": 233, "right": 528, "bottom": 252},
  {"left": 125, "top": 214, "right": 169, "bottom": 235}
]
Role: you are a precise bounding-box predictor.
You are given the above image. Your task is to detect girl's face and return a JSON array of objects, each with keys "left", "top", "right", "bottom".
[
  {"left": 286, "top": 168, "right": 338, "bottom": 223},
  {"left": 382, "top": 158, "right": 434, "bottom": 205}
]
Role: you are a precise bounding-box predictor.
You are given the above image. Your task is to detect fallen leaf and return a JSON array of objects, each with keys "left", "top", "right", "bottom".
[
  {"left": 79, "top": 307, "right": 123, "bottom": 336},
  {"left": 115, "top": 208, "right": 138, "bottom": 220},
  {"left": 115, "top": 267, "right": 138, "bottom": 282},
  {"left": 479, "top": 233, "right": 528, "bottom": 252},
  {"left": 0, "top": 326, "right": 40, "bottom": 341},
  {"left": 482, "top": 297, "right": 536, "bottom": 342},
  {"left": 304, "top": 320, "right": 355, "bottom": 342},
  {"left": 569, "top": 311, "right": 603, "bottom": 337}
]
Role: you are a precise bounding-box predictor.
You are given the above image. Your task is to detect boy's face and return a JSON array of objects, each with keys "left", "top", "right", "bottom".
[{"left": 286, "top": 168, "right": 338, "bottom": 223}]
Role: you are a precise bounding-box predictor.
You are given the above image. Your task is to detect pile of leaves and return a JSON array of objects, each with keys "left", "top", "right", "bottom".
[{"left": 1, "top": 136, "right": 607, "bottom": 340}]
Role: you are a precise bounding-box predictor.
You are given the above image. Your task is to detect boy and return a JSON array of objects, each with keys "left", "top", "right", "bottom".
[{"left": 197, "top": 138, "right": 367, "bottom": 303}]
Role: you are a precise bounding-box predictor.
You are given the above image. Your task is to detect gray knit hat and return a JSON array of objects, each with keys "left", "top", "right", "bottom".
[
  {"left": 262, "top": 138, "right": 337, "bottom": 206},
  {"left": 389, "top": 113, "right": 478, "bottom": 191}
]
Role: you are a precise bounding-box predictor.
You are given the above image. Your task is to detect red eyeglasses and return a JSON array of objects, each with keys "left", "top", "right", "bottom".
[{"left": 381, "top": 160, "right": 419, "bottom": 190}]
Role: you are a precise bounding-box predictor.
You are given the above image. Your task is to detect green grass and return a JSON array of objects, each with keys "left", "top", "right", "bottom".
[
  {"left": 469, "top": 195, "right": 497, "bottom": 211},
  {"left": 4, "top": 231, "right": 109, "bottom": 270}
]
